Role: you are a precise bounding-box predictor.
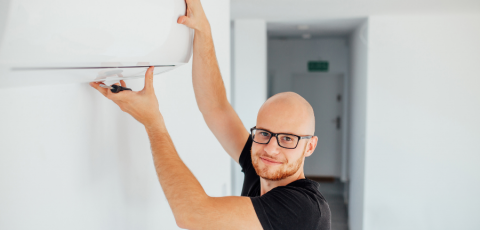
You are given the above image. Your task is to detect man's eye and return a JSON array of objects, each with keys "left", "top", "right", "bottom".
[
  {"left": 282, "top": 136, "right": 292, "bottom": 142},
  {"left": 260, "top": 132, "right": 269, "bottom": 137}
]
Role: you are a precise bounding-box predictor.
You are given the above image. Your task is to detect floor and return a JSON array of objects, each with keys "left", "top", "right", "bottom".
[{"left": 317, "top": 180, "right": 349, "bottom": 230}]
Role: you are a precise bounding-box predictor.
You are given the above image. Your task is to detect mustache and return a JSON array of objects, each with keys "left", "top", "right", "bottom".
[
  {"left": 256, "top": 154, "right": 284, "bottom": 164},
  {"left": 251, "top": 149, "right": 285, "bottom": 163}
]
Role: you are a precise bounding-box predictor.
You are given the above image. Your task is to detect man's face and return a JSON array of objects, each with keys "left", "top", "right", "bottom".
[{"left": 251, "top": 131, "right": 307, "bottom": 181}]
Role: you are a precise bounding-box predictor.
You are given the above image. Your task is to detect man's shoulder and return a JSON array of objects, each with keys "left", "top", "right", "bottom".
[
  {"left": 274, "top": 179, "right": 328, "bottom": 205},
  {"left": 254, "top": 178, "right": 329, "bottom": 213},
  {"left": 250, "top": 180, "right": 331, "bottom": 230}
]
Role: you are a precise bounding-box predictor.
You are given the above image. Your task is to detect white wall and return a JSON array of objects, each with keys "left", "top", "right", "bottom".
[
  {"left": 231, "top": 19, "right": 267, "bottom": 195},
  {"left": 268, "top": 38, "right": 350, "bottom": 179},
  {"left": 348, "top": 20, "right": 368, "bottom": 230},
  {"left": 233, "top": 19, "right": 267, "bottom": 129},
  {"left": 268, "top": 38, "right": 349, "bottom": 96},
  {"left": 363, "top": 14, "right": 480, "bottom": 230},
  {"left": 0, "top": 0, "right": 231, "bottom": 229}
]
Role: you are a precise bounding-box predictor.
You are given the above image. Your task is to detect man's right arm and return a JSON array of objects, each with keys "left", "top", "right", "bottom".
[{"left": 178, "top": 0, "right": 249, "bottom": 163}]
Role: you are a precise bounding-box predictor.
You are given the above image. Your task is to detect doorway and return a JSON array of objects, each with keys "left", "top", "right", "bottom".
[{"left": 292, "top": 73, "right": 344, "bottom": 178}]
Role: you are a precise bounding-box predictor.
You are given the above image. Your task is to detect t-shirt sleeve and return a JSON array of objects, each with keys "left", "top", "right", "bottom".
[
  {"left": 250, "top": 187, "right": 322, "bottom": 230},
  {"left": 238, "top": 135, "right": 262, "bottom": 197},
  {"left": 239, "top": 134, "right": 254, "bottom": 172}
]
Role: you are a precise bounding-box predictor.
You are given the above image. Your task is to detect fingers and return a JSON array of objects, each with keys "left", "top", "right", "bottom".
[
  {"left": 177, "top": 0, "right": 209, "bottom": 32},
  {"left": 143, "top": 66, "right": 155, "bottom": 92},
  {"left": 177, "top": 0, "right": 197, "bottom": 29},
  {"left": 104, "top": 82, "right": 118, "bottom": 99},
  {"left": 89, "top": 82, "right": 108, "bottom": 97},
  {"left": 120, "top": 80, "right": 126, "bottom": 87},
  {"left": 177, "top": 15, "right": 194, "bottom": 29},
  {"left": 177, "top": 15, "right": 187, "bottom": 24}
]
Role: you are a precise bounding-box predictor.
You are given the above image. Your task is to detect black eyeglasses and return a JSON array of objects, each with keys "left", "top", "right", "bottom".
[{"left": 250, "top": 126, "right": 313, "bottom": 149}]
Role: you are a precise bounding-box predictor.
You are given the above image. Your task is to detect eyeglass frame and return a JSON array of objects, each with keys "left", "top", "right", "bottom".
[{"left": 250, "top": 126, "right": 313, "bottom": 149}]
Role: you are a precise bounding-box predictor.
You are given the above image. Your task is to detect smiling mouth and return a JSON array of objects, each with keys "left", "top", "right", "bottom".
[{"left": 260, "top": 157, "right": 282, "bottom": 165}]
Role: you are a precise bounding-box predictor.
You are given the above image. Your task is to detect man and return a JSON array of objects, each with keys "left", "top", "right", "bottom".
[{"left": 90, "top": 0, "right": 331, "bottom": 229}]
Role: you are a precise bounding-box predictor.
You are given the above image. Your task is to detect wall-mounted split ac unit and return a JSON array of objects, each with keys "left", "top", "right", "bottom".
[{"left": 0, "top": 0, "right": 193, "bottom": 88}]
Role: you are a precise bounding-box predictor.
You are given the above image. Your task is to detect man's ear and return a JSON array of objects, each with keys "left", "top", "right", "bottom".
[{"left": 304, "top": 136, "right": 318, "bottom": 157}]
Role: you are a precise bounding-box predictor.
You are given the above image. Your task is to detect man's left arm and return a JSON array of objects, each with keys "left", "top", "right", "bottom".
[{"left": 90, "top": 68, "right": 262, "bottom": 230}]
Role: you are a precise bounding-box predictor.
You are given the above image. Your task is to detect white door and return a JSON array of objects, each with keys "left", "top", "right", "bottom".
[{"left": 292, "top": 73, "right": 343, "bottom": 177}]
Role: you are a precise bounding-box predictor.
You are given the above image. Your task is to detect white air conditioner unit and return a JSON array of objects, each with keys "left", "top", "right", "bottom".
[{"left": 0, "top": 0, "right": 193, "bottom": 88}]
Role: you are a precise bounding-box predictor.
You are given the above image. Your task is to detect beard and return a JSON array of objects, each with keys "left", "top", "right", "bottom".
[{"left": 251, "top": 147, "right": 305, "bottom": 181}]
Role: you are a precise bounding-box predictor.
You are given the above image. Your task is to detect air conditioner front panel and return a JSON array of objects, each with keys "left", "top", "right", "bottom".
[{"left": 0, "top": 0, "right": 193, "bottom": 88}]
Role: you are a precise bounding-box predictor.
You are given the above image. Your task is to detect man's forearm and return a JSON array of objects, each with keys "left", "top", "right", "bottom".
[
  {"left": 145, "top": 120, "right": 208, "bottom": 226},
  {"left": 192, "top": 28, "right": 229, "bottom": 114},
  {"left": 190, "top": 26, "right": 250, "bottom": 162}
]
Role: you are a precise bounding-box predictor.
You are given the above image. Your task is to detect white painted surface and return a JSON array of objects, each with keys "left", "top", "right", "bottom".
[
  {"left": 232, "top": 0, "right": 480, "bottom": 21},
  {"left": 233, "top": 19, "right": 267, "bottom": 129},
  {"left": 268, "top": 18, "right": 366, "bottom": 38},
  {"left": 0, "top": 0, "right": 230, "bottom": 229},
  {"left": 364, "top": 15, "right": 480, "bottom": 230},
  {"left": 292, "top": 73, "right": 343, "bottom": 177},
  {"left": 231, "top": 19, "right": 267, "bottom": 195},
  {"left": 268, "top": 38, "right": 350, "bottom": 180},
  {"left": 348, "top": 20, "right": 368, "bottom": 230}
]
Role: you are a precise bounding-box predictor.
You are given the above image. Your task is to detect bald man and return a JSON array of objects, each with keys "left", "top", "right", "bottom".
[{"left": 90, "top": 0, "right": 330, "bottom": 229}]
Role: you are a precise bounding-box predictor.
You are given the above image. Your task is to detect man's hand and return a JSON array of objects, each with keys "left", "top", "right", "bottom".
[
  {"left": 177, "top": 0, "right": 210, "bottom": 33},
  {"left": 89, "top": 66, "right": 163, "bottom": 129}
]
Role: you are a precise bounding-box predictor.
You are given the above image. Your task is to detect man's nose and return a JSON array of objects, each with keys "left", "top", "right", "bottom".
[{"left": 264, "top": 136, "right": 281, "bottom": 155}]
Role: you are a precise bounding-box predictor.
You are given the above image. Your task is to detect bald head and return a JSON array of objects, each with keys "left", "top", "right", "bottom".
[{"left": 257, "top": 92, "right": 315, "bottom": 135}]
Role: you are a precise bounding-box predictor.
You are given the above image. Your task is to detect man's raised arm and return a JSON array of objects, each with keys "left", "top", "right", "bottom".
[
  {"left": 90, "top": 68, "right": 263, "bottom": 230},
  {"left": 178, "top": 0, "right": 249, "bottom": 163}
]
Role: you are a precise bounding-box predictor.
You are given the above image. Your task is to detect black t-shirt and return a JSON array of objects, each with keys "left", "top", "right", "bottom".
[{"left": 239, "top": 135, "right": 331, "bottom": 230}]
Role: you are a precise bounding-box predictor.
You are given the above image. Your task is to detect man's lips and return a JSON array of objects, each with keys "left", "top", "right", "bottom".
[{"left": 260, "top": 157, "right": 282, "bottom": 165}]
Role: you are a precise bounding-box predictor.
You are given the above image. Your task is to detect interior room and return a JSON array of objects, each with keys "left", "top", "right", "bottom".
[
  {"left": 1, "top": 0, "right": 480, "bottom": 230},
  {"left": 230, "top": 1, "right": 480, "bottom": 229}
]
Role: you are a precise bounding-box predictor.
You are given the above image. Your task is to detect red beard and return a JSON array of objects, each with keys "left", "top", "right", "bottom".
[{"left": 250, "top": 149, "right": 304, "bottom": 181}]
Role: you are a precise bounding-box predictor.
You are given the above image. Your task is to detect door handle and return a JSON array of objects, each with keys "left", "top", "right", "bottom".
[{"left": 333, "top": 116, "right": 341, "bottom": 130}]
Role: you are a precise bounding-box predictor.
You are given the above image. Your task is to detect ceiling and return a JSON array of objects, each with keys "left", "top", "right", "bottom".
[
  {"left": 231, "top": 0, "right": 480, "bottom": 38},
  {"left": 267, "top": 18, "right": 365, "bottom": 38}
]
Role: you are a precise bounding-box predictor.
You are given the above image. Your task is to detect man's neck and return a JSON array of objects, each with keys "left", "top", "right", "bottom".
[{"left": 259, "top": 171, "right": 306, "bottom": 196}]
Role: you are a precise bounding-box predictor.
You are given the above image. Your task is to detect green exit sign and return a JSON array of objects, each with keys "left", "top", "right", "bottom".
[{"left": 308, "top": 61, "right": 329, "bottom": 72}]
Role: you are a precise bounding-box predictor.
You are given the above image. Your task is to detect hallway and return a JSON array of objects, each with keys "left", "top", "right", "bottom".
[{"left": 317, "top": 180, "right": 349, "bottom": 230}]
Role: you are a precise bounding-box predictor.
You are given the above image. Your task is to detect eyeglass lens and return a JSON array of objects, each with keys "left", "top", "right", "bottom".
[{"left": 253, "top": 129, "right": 299, "bottom": 148}]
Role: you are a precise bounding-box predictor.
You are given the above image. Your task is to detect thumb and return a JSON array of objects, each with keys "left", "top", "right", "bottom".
[
  {"left": 143, "top": 66, "right": 155, "bottom": 92},
  {"left": 177, "top": 15, "right": 195, "bottom": 29}
]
